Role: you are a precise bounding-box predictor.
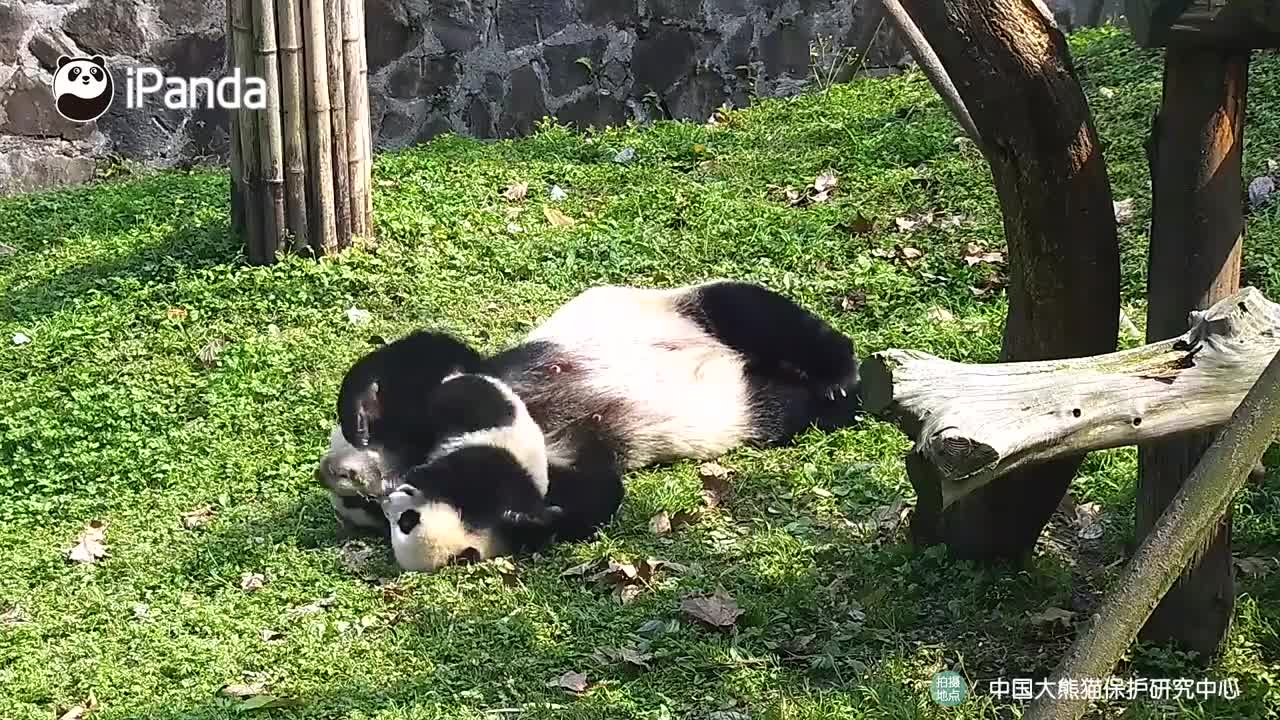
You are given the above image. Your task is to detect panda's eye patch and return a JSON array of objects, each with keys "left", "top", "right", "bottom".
[
  {"left": 69, "top": 67, "right": 81, "bottom": 80},
  {"left": 90, "top": 67, "right": 103, "bottom": 80}
]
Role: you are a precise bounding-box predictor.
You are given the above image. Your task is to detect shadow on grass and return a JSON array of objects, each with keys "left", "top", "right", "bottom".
[{"left": 0, "top": 173, "right": 241, "bottom": 326}]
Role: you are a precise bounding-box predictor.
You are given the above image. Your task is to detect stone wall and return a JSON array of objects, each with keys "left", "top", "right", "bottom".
[{"left": 0, "top": 0, "right": 1121, "bottom": 195}]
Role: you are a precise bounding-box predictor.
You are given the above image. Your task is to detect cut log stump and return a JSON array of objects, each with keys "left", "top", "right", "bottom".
[{"left": 861, "top": 287, "right": 1280, "bottom": 543}]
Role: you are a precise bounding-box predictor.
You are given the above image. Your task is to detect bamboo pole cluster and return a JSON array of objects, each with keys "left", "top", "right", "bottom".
[{"left": 228, "top": 0, "right": 374, "bottom": 264}]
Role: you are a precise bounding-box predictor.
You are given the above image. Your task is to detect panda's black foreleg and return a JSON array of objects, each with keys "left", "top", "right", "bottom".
[
  {"left": 541, "top": 461, "right": 625, "bottom": 543},
  {"left": 685, "top": 281, "right": 861, "bottom": 400}
]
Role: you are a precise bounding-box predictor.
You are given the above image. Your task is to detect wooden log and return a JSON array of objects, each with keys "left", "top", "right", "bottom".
[
  {"left": 324, "top": 0, "right": 352, "bottom": 247},
  {"left": 341, "top": 0, "right": 370, "bottom": 238},
  {"left": 896, "top": 0, "right": 1120, "bottom": 561},
  {"left": 276, "top": 0, "right": 309, "bottom": 252},
  {"left": 861, "top": 287, "right": 1280, "bottom": 530},
  {"left": 1135, "top": 45, "right": 1250, "bottom": 658},
  {"left": 252, "top": 0, "right": 287, "bottom": 261},
  {"left": 303, "top": 0, "right": 338, "bottom": 255},
  {"left": 231, "top": 0, "right": 264, "bottom": 263},
  {"left": 1025, "top": 345, "right": 1280, "bottom": 720}
]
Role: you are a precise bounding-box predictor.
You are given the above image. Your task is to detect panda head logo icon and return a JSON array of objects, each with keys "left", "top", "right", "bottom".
[{"left": 52, "top": 55, "right": 114, "bottom": 123}]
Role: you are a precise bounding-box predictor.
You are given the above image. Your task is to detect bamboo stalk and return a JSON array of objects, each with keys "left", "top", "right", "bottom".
[
  {"left": 341, "top": 0, "right": 369, "bottom": 238},
  {"left": 324, "top": 0, "right": 352, "bottom": 247},
  {"left": 232, "top": 0, "right": 263, "bottom": 262},
  {"left": 276, "top": 0, "right": 310, "bottom": 252},
  {"left": 303, "top": 0, "right": 338, "bottom": 254},
  {"left": 356, "top": 0, "right": 373, "bottom": 232},
  {"left": 253, "top": 0, "right": 287, "bottom": 261},
  {"left": 227, "top": 0, "right": 244, "bottom": 234}
]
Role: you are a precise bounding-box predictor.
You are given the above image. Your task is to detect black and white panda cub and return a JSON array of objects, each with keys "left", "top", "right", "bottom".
[{"left": 317, "top": 280, "right": 862, "bottom": 572}]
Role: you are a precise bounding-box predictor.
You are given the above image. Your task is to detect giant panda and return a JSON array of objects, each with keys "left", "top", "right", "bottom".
[{"left": 317, "top": 279, "right": 862, "bottom": 572}]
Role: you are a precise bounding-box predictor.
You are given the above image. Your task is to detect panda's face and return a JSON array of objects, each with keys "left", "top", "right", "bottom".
[
  {"left": 53, "top": 57, "right": 111, "bottom": 100},
  {"left": 383, "top": 486, "right": 502, "bottom": 573}
]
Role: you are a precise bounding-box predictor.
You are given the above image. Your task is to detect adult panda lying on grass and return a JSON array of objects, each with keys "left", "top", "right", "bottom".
[{"left": 317, "top": 280, "right": 863, "bottom": 572}]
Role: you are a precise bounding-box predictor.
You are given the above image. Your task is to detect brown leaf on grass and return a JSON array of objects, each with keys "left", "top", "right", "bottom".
[
  {"left": 196, "top": 339, "right": 228, "bottom": 369},
  {"left": 699, "top": 463, "right": 733, "bottom": 508},
  {"left": 649, "top": 511, "right": 672, "bottom": 536},
  {"left": 639, "top": 558, "right": 689, "bottom": 582},
  {"left": 588, "top": 560, "right": 639, "bottom": 586},
  {"left": 239, "top": 573, "right": 266, "bottom": 592},
  {"left": 837, "top": 213, "right": 874, "bottom": 236},
  {"left": 1, "top": 606, "right": 29, "bottom": 625},
  {"left": 181, "top": 506, "right": 216, "bottom": 530},
  {"left": 1028, "top": 606, "right": 1075, "bottom": 629},
  {"left": 489, "top": 557, "right": 521, "bottom": 587},
  {"left": 680, "top": 588, "right": 745, "bottom": 628},
  {"left": 962, "top": 242, "right": 1005, "bottom": 266},
  {"left": 900, "top": 246, "right": 923, "bottom": 260},
  {"left": 969, "top": 272, "right": 1008, "bottom": 299},
  {"left": 260, "top": 628, "right": 284, "bottom": 644},
  {"left": 837, "top": 291, "right": 867, "bottom": 313},
  {"left": 1235, "top": 556, "right": 1277, "bottom": 579},
  {"left": 594, "top": 645, "right": 656, "bottom": 669},
  {"left": 670, "top": 509, "right": 703, "bottom": 529},
  {"left": 810, "top": 171, "right": 838, "bottom": 203},
  {"left": 165, "top": 308, "right": 189, "bottom": 322},
  {"left": 57, "top": 692, "right": 98, "bottom": 720},
  {"left": 560, "top": 560, "right": 599, "bottom": 578},
  {"left": 1113, "top": 198, "right": 1136, "bottom": 225},
  {"left": 547, "top": 670, "right": 590, "bottom": 694},
  {"left": 926, "top": 306, "right": 954, "bottom": 324},
  {"left": 67, "top": 520, "right": 108, "bottom": 564},
  {"left": 339, "top": 540, "right": 375, "bottom": 575},
  {"left": 1074, "top": 502, "right": 1106, "bottom": 541},
  {"left": 543, "top": 206, "right": 576, "bottom": 228},
  {"left": 219, "top": 682, "right": 268, "bottom": 699},
  {"left": 501, "top": 181, "right": 530, "bottom": 202},
  {"left": 871, "top": 245, "right": 924, "bottom": 265}
]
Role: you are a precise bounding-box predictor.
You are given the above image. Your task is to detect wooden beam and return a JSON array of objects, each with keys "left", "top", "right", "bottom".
[{"left": 861, "top": 287, "right": 1280, "bottom": 532}]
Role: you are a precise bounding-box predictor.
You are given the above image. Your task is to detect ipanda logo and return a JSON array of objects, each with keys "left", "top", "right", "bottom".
[
  {"left": 52, "top": 54, "right": 266, "bottom": 124},
  {"left": 52, "top": 55, "right": 113, "bottom": 122}
]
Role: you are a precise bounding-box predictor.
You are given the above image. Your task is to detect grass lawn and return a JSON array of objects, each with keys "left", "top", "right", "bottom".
[{"left": 3, "top": 28, "right": 1280, "bottom": 720}]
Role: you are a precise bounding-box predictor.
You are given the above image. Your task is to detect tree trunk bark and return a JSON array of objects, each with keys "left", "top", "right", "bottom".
[
  {"left": 1136, "top": 45, "right": 1250, "bottom": 659},
  {"left": 898, "top": 0, "right": 1120, "bottom": 560}
]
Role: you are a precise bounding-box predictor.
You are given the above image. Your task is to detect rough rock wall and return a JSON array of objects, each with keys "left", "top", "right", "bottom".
[{"left": 0, "top": 0, "right": 1123, "bottom": 196}]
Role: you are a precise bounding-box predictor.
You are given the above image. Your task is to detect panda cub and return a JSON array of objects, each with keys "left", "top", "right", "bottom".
[{"left": 319, "top": 280, "right": 862, "bottom": 572}]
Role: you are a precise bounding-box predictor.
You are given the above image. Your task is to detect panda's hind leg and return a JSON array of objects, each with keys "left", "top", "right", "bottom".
[{"left": 681, "top": 281, "right": 861, "bottom": 402}]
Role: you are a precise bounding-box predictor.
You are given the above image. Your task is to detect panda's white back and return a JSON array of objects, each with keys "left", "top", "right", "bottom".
[{"left": 525, "top": 284, "right": 754, "bottom": 467}]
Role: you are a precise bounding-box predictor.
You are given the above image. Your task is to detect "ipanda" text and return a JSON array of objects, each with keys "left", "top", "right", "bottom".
[{"left": 125, "top": 67, "right": 266, "bottom": 110}]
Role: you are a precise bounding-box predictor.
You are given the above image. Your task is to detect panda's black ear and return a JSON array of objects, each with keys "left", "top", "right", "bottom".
[
  {"left": 90, "top": 56, "right": 106, "bottom": 67},
  {"left": 57, "top": 55, "right": 71, "bottom": 69}
]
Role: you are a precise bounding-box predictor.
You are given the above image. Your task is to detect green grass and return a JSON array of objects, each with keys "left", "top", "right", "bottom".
[{"left": 3, "top": 28, "right": 1280, "bottom": 720}]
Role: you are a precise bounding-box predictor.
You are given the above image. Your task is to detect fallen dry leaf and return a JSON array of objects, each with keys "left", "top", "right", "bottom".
[
  {"left": 165, "top": 308, "right": 188, "bottom": 322},
  {"left": 1098, "top": 86, "right": 1116, "bottom": 99},
  {"left": 181, "top": 505, "right": 216, "bottom": 530},
  {"left": 594, "top": 645, "right": 655, "bottom": 669},
  {"left": 838, "top": 214, "right": 875, "bottom": 236},
  {"left": 132, "top": 603, "right": 150, "bottom": 620},
  {"left": 962, "top": 242, "right": 1005, "bottom": 266},
  {"left": 813, "top": 170, "right": 838, "bottom": 194},
  {"left": 0, "top": 241, "right": 14, "bottom": 257},
  {"left": 219, "top": 682, "right": 268, "bottom": 699},
  {"left": 926, "top": 306, "right": 954, "bottom": 324},
  {"left": 289, "top": 595, "right": 336, "bottom": 615},
  {"left": 12, "top": 332, "right": 31, "bottom": 346},
  {"left": 1074, "top": 502, "right": 1106, "bottom": 541},
  {"left": 670, "top": 509, "right": 703, "bottom": 529},
  {"left": 489, "top": 557, "right": 521, "bottom": 587},
  {"left": 501, "top": 181, "right": 529, "bottom": 201},
  {"left": 680, "top": 588, "right": 745, "bottom": 628},
  {"left": 345, "top": 306, "right": 372, "bottom": 326},
  {"left": 196, "top": 340, "right": 228, "bottom": 369},
  {"left": 239, "top": 573, "right": 266, "bottom": 592},
  {"left": 1248, "top": 175, "right": 1275, "bottom": 210},
  {"left": 1028, "top": 606, "right": 1076, "bottom": 629},
  {"left": 57, "top": 692, "right": 98, "bottom": 720},
  {"left": 67, "top": 520, "right": 108, "bottom": 564},
  {"left": 699, "top": 467, "right": 733, "bottom": 508},
  {"left": 1, "top": 606, "right": 29, "bottom": 625},
  {"left": 969, "top": 272, "right": 1008, "bottom": 299},
  {"left": 543, "top": 206, "right": 576, "bottom": 228},
  {"left": 547, "top": 670, "right": 590, "bottom": 694},
  {"left": 549, "top": 185, "right": 569, "bottom": 202},
  {"left": 900, "top": 246, "right": 923, "bottom": 260},
  {"left": 707, "top": 712, "right": 750, "bottom": 720},
  {"left": 1113, "top": 198, "right": 1136, "bottom": 226},
  {"left": 260, "top": 628, "right": 284, "bottom": 644},
  {"left": 339, "top": 540, "right": 375, "bottom": 575},
  {"left": 649, "top": 511, "right": 672, "bottom": 536},
  {"left": 588, "top": 560, "right": 639, "bottom": 586},
  {"left": 1235, "top": 556, "right": 1277, "bottom": 579},
  {"left": 837, "top": 291, "right": 867, "bottom": 313}
]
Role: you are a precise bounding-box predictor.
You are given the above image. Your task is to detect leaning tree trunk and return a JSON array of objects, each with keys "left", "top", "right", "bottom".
[
  {"left": 1136, "top": 46, "right": 1251, "bottom": 658},
  {"left": 1027, "top": 346, "right": 1280, "bottom": 720},
  {"left": 895, "top": 0, "right": 1120, "bottom": 560}
]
